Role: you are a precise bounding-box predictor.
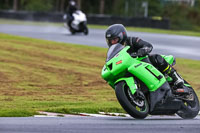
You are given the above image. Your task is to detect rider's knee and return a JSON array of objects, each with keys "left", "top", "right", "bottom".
[{"left": 149, "top": 54, "right": 168, "bottom": 72}]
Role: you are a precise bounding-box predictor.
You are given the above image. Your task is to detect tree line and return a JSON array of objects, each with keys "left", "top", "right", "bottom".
[
  {"left": 0, "top": 0, "right": 153, "bottom": 16},
  {"left": 0, "top": 0, "right": 200, "bottom": 31}
]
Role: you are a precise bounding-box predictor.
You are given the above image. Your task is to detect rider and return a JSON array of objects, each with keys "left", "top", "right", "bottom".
[
  {"left": 105, "top": 24, "right": 184, "bottom": 90},
  {"left": 66, "top": 0, "right": 78, "bottom": 29}
]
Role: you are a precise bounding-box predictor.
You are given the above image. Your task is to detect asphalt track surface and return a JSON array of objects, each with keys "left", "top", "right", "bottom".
[
  {"left": 0, "top": 115, "right": 200, "bottom": 133},
  {"left": 0, "top": 24, "right": 200, "bottom": 133},
  {"left": 0, "top": 24, "right": 200, "bottom": 60}
]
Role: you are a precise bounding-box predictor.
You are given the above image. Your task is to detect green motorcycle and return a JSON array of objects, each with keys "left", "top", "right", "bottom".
[{"left": 101, "top": 43, "right": 199, "bottom": 119}]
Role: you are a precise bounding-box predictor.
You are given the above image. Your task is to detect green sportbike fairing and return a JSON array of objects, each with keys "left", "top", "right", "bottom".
[{"left": 101, "top": 43, "right": 199, "bottom": 119}]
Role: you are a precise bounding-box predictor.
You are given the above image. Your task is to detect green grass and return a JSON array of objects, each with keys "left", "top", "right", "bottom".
[
  {"left": 1, "top": 18, "right": 200, "bottom": 37},
  {"left": 0, "top": 33, "right": 199, "bottom": 117},
  {"left": 0, "top": 33, "right": 123, "bottom": 116}
]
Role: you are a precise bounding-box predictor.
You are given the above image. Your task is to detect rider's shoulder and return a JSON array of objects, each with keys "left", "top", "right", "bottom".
[{"left": 126, "top": 36, "right": 140, "bottom": 45}]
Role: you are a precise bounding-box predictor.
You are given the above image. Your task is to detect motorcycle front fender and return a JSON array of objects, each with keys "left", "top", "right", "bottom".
[{"left": 115, "top": 77, "right": 137, "bottom": 95}]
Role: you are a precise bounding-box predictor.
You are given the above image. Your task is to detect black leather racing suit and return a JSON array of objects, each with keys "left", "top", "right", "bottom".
[
  {"left": 66, "top": 5, "right": 77, "bottom": 29},
  {"left": 126, "top": 37, "right": 153, "bottom": 54},
  {"left": 126, "top": 37, "right": 170, "bottom": 73}
]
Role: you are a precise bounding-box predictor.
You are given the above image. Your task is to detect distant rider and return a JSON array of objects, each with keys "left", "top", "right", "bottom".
[
  {"left": 105, "top": 24, "right": 185, "bottom": 90},
  {"left": 66, "top": 0, "right": 78, "bottom": 29}
]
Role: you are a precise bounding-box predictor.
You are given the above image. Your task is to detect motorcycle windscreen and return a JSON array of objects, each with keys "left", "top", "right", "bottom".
[{"left": 106, "top": 43, "right": 124, "bottom": 62}]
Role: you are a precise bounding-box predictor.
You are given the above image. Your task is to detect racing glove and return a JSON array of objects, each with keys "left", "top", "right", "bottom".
[{"left": 137, "top": 48, "right": 149, "bottom": 57}]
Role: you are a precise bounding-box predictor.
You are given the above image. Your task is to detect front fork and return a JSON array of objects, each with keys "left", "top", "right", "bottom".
[{"left": 115, "top": 77, "right": 137, "bottom": 95}]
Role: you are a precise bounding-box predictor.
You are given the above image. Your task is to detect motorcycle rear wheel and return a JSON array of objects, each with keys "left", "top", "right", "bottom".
[
  {"left": 176, "top": 82, "right": 199, "bottom": 119},
  {"left": 115, "top": 81, "right": 149, "bottom": 119}
]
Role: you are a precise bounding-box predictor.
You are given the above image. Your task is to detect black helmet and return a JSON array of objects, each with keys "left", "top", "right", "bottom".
[{"left": 105, "top": 24, "right": 127, "bottom": 47}]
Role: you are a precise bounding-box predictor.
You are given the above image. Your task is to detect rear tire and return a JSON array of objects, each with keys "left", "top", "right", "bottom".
[
  {"left": 176, "top": 82, "right": 199, "bottom": 119},
  {"left": 115, "top": 81, "right": 149, "bottom": 119}
]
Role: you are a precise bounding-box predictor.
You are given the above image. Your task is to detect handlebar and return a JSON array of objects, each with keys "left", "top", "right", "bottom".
[
  {"left": 130, "top": 52, "right": 138, "bottom": 58},
  {"left": 130, "top": 53, "right": 149, "bottom": 58}
]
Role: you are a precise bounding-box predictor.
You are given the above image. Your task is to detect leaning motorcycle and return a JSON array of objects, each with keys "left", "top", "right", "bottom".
[
  {"left": 63, "top": 10, "right": 88, "bottom": 35},
  {"left": 101, "top": 43, "right": 199, "bottom": 119}
]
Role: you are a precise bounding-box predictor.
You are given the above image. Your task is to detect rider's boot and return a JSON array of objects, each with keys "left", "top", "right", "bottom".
[
  {"left": 165, "top": 66, "right": 184, "bottom": 87},
  {"left": 149, "top": 54, "right": 188, "bottom": 94},
  {"left": 163, "top": 65, "right": 189, "bottom": 94}
]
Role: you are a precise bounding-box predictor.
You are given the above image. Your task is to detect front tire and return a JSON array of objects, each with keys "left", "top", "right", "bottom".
[
  {"left": 70, "top": 28, "right": 76, "bottom": 35},
  {"left": 83, "top": 26, "right": 88, "bottom": 35},
  {"left": 115, "top": 81, "right": 149, "bottom": 119}
]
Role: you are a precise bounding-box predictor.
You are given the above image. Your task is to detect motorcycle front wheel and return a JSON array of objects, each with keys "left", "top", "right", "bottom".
[
  {"left": 83, "top": 26, "right": 88, "bottom": 35},
  {"left": 115, "top": 81, "right": 149, "bottom": 119},
  {"left": 70, "top": 28, "right": 76, "bottom": 35}
]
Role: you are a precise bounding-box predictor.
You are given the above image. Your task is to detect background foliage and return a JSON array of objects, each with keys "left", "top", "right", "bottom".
[{"left": 0, "top": 0, "right": 200, "bottom": 31}]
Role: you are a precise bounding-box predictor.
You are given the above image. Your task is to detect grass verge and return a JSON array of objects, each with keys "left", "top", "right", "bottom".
[
  {"left": 0, "top": 33, "right": 199, "bottom": 116},
  {"left": 1, "top": 18, "right": 200, "bottom": 37}
]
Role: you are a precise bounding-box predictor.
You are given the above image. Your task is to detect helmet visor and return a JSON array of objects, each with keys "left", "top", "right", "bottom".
[{"left": 106, "top": 37, "right": 119, "bottom": 47}]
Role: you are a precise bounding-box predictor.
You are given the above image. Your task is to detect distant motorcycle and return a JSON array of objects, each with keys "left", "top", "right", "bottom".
[
  {"left": 63, "top": 10, "right": 88, "bottom": 35},
  {"left": 101, "top": 43, "right": 199, "bottom": 119}
]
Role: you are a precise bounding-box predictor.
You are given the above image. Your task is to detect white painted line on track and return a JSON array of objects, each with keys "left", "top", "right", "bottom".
[
  {"left": 34, "top": 111, "right": 130, "bottom": 118},
  {"left": 34, "top": 111, "right": 200, "bottom": 118}
]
